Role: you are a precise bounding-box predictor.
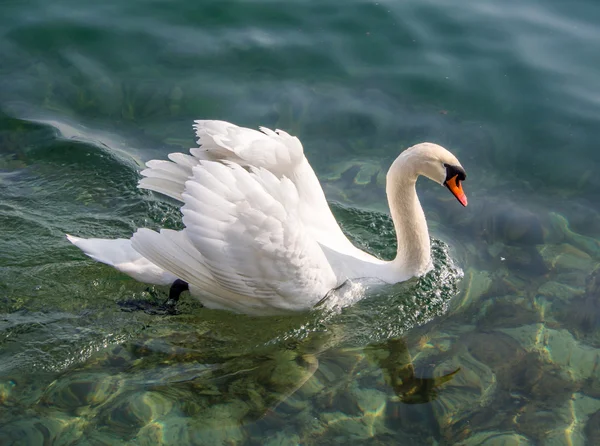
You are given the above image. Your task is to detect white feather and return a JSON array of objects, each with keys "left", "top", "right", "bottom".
[
  {"left": 67, "top": 120, "right": 467, "bottom": 315},
  {"left": 66, "top": 234, "right": 177, "bottom": 286}
]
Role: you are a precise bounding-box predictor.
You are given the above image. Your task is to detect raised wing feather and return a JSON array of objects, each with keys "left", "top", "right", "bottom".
[
  {"left": 138, "top": 121, "right": 305, "bottom": 201},
  {"left": 138, "top": 155, "right": 195, "bottom": 201},
  {"left": 191, "top": 120, "right": 304, "bottom": 175}
]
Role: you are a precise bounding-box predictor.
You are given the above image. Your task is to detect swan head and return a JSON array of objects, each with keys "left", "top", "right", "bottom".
[{"left": 391, "top": 143, "right": 468, "bottom": 206}]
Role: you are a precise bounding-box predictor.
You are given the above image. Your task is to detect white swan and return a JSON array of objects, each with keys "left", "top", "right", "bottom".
[{"left": 67, "top": 120, "right": 467, "bottom": 315}]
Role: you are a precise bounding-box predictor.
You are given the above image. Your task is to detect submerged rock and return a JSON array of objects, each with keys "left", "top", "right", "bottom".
[
  {"left": 585, "top": 409, "right": 600, "bottom": 445},
  {"left": 460, "top": 431, "right": 533, "bottom": 446},
  {"left": 322, "top": 158, "right": 384, "bottom": 187},
  {"left": 499, "top": 245, "right": 548, "bottom": 276},
  {"left": 264, "top": 431, "right": 302, "bottom": 446},
  {"left": 451, "top": 268, "right": 492, "bottom": 311},
  {"left": 499, "top": 325, "right": 599, "bottom": 382},
  {"left": 319, "top": 406, "right": 390, "bottom": 440},
  {"left": 546, "top": 212, "right": 600, "bottom": 258},
  {"left": 532, "top": 393, "right": 600, "bottom": 446},
  {"left": 466, "top": 331, "right": 526, "bottom": 370},
  {"left": 429, "top": 348, "right": 497, "bottom": 434},
  {"left": 134, "top": 416, "right": 190, "bottom": 446},
  {"left": 40, "top": 373, "right": 121, "bottom": 412},
  {"left": 187, "top": 401, "right": 249, "bottom": 445},
  {"left": 473, "top": 200, "right": 544, "bottom": 246},
  {"left": 557, "top": 266, "right": 600, "bottom": 338},
  {"left": 537, "top": 281, "right": 584, "bottom": 302},
  {"left": 0, "top": 380, "right": 16, "bottom": 406},
  {"left": 0, "top": 415, "right": 75, "bottom": 446},
  {"left": 476, "top": 297, "right": 542, "bottom": 329},
  {"left": 98, "top": 391, "right": 173, "bottom": 438},
  {"left": 538, "top": 243, "right": 596, "bottom": 274}
]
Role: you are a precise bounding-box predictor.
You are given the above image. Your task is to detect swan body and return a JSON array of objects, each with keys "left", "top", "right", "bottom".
[{"left": 68, "top": 120, "right": 467, "bottom": 315}]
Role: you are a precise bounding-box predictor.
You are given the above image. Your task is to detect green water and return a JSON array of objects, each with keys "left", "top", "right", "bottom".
[{"left": 2, "top": 0, "right": 600, "bottom": 444}]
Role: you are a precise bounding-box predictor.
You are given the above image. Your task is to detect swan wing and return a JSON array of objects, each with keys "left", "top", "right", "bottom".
[
  {"left": 134, "top": 161, "right": 338, "bottom": 313},
  {"left": 136, "top": 153, "right": 197, "bottom": 201},
  {"left": 138, "top": 120, "right": 304, "bottom": 201},
  {"left": 137, "top": 120, "right": 375, "bottom": 279}
]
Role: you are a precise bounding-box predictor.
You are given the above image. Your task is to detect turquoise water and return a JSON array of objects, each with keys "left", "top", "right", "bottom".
[{"left": 2, "top": 0, "right": 600, "bottom": 444}]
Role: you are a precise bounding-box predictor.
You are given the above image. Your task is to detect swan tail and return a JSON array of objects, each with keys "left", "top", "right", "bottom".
[{"left": 66, "top": 234, "right": 178, "bottom": 286}]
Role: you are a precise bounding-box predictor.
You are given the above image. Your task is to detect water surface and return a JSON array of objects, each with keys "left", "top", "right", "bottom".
[{"left": 1, "top": 0, "right": 600, "bottom": 444}]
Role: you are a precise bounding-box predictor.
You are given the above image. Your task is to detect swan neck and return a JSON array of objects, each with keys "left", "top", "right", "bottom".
[{"left": 387, "top": 157, "right": 431, "bottom": 278}]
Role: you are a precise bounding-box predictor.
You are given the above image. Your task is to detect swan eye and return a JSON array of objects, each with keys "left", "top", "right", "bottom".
[{"left": 443, "top": 163, "right": 466, "bottom": 183}]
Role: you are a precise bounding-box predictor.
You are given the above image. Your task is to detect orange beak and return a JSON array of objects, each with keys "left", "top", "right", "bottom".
[{"left": 445, "top": 174, "right": 467, "bottom": 207}]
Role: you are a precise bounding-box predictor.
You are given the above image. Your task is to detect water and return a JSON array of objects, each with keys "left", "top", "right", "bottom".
[{"left": 1, "top": 0, "right": 600, "bottom": 444}]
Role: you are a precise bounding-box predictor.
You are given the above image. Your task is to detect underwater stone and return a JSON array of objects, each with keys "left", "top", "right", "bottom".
[
  {"left": 83, "top": 429, "right": 127, "bottom": 445},
  {"left": 583, "top": 369, "right": 600, "bottom": 399},
  {"left": 353, "top": 162, "right": 381, "bottom": 186},
  {"left": 100, "top": 391, "right": 173, "bottom": 436},
  {"left": 537, "top": 281, "right": 584, "bottom": 301},
  {"left": 585, "top": 408, "right": 600, "bottom": 445},
  {"left": 560, "top": 267, "right": 600, "bottom": 335},
  {"left": 546, "top": 212, "right": 600, "bottom": 258},
  {"left": 320, "top": 408, "right": 390, "bottom": 440},
  {"left": 471, "top": 199, "right": 544, "bottom": 247},
  {"left": 134, "top": 422, "right": 168, "bottom": 446},
  {"left": 541, "top": 393, "right": 600, "bottom": 446},
  {"left": 322, "top": 158, "right": 383, "bottom": 188},
  {"left": 188, "top": 418, "right": 246, "bottom": 446},
  {"left": 322, "top": 160, "right": 362, "bottom": 182},
  {"left": 0, "top": 380, "right": 15, "bottom": 406},
  {"left": 452, "top": 268, "right": 492, "bottom": 311},
  {"left": 538, "top": 244, "right": 596, "bottom": 274},
  {"left": 134, "top": 416, "right": 190, "bottom": 446},
  {"left": 267, "top": 356, "right": 312, "bottom": 392},
  {"left": 317, "top": 358, "right": 346, "bottom": 383},
  {"left": 352, "top": 387, "right": 388, "bottom": 414},
  {"left": 186, "top": 401, "right": 249, "bottom": 445},
  {"left": 297, "top": 366, "right": 326, "bottom": 398},
  {"left": 500, "top": 245, "right": 548, "bottom": 276},
  {"left": 487, "top": 242, "right": 505, "bottom": 259},
  {"left": 0, "top": 416, "right": 68, "bottom": 446},
  {"left": 476, "top": 297, "right": 542, "bottom": 329},
  {"left": 466, "top": 331, "right": 525, "bottom": 369},
  {"left": 499, "top": 325, "right": 599, "bottom": 381},
  {"left": 517, "top": 407, "right": 566, "bottom": 444},
  {"left": 539, "top": 329, "right": 598, "bottom": 381},
  {"left": 264, "top": 431, "right": 301, "bottom": 446},
  {"left": 41, "top": 373, "right": 121, "bottom": 411},
  {"left": 431, "top": 350, "right": 497, "bottom": 431},
  {"left": 460, "top": 431, "right": 533, "bottom": 445},
  {"left": 498, "top": 324, "right": 546, "bottom": 352}
]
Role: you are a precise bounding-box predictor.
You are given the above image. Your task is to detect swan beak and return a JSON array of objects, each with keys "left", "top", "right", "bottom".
[{"left": 445, "top": 175, "right": 468, "bottom": 206}]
